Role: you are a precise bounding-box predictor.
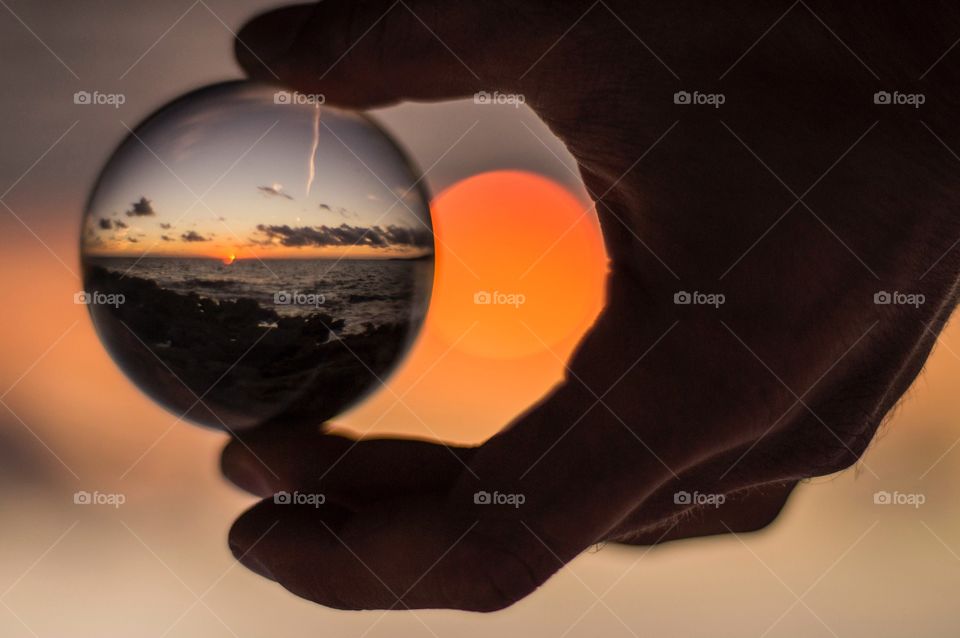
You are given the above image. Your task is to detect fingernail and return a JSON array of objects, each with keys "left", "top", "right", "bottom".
[
  {"left": 230, "top": 541, "right": 276, "bottom": 581},
  {"left": 229, "top": 512, "right": 277, "bottom": 580},
  {"left": 223, "top": 444, "right": 275, "bottom": 496}
]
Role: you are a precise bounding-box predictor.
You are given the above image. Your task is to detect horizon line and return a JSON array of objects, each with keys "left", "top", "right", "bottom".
[{"left": 86, "top": 253, "right": 434, "bottom": 261}]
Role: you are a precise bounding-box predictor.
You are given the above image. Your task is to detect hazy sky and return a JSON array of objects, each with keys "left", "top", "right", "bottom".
[
  {"left": 0, "top": 0, "right": 588, "bottom": 258},
  {"left": 83, "top": 82, "right": 433, "bottom": 259}
]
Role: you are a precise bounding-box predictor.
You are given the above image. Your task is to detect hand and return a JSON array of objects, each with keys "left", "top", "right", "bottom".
[{"left": 222, "top": 1, "right": 960, "bottom": 611}]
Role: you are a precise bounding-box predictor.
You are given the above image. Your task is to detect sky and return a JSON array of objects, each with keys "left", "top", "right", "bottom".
[
  {"left": 83, "top": 82, "right": 434, "bottom": 260},
  {"left": 2, "top": 1, "right": 960, "bottom": 637}
]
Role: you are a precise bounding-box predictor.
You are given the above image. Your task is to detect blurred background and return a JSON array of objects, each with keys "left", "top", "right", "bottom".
[{"left": 1, "top": 1, "right": 959, "bottom": 636}]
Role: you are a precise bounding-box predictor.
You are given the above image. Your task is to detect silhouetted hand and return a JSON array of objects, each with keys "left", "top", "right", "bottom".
[{"left": 222, "top": 1, "right": 960, "bottom": 611}]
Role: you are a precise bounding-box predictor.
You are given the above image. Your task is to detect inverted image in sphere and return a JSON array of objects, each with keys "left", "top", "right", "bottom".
[{"left": 80, "top": 81, "right": 434, "bottom": 431}]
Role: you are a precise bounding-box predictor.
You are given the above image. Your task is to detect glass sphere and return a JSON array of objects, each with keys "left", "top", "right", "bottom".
[{"left": 81, "top": 81, "right": 434, "bottom": 431}]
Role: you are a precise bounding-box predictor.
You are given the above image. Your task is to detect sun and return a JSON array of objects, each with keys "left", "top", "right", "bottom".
[
  {"left": 222, "top": 253, "right": 237, "bottom": 265},
  {"left": 427, "top": 170, "right": 607, "bottom": 358},
  {"left": 337, "top": 170, "right": 609, "bottom": 442}
]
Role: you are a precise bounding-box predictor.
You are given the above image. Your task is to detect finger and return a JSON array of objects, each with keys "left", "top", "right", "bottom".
[
  {"left": 221, "top": 429, "right": 474, "bottom": 501},
  {"left": 233, "top": 1, "right": 582, "bottom": 107},
  {"left": 612, "top": 481, "right": 798, "bottom": 546},
  {"left": 228, "top": 495, "right": 555, "bottom": 611},
  {"left": 227, "top": 380, "right": 687, "bottom": 611}
]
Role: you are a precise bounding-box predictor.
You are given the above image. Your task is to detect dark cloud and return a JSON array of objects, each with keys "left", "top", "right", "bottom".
[
  {"left": 257, "top": 185, "right": 293, "bottom": 200},
  {"left": 254, "top": 223, "right": 432, "bottom": 249},
  {"left": 160, "top": 235, "right": 174, "bottom": 242},
  {"left": 125, "top": 196, "right": 156, "bottom": 217},
  {"left": 127, "top": 237, "right": 139, "bottom": 243},
  {"left": 181, "top": 230, "right": 209, "bottom": 242},
  {"left": 382, "top": 225, "right": 433, "bottom": 247},
  {"left": 319, "top": 203, "right": 331, "bottom": 211},
  {"left": 100, "top": 218, "right": 127, "bottom": 230},
  {"left": 159, "top": 223, "right": 172, "bottom": 230}
]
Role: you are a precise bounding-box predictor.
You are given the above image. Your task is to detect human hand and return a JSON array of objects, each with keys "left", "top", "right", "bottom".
[{"left": 222, "top": 1, "right": 960, "bottom": 611}]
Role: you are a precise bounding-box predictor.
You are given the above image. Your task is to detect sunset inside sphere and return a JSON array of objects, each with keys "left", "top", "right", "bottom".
[{"left": 80, "top": 81, "right": 434, "bottom": 431}]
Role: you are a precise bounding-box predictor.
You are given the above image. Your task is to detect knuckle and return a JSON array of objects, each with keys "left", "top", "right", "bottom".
[{"left": 461, "top": 544, "right": 544, "bottom": 612}]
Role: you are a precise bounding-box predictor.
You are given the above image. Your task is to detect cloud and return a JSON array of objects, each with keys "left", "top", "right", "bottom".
[
  {"left": 160, "top": 235, "right": 174, "bottom": 242},
  {"left": 257, "top": 183, "right": 293, "bottom": 200},
  {"left": 181, "top": 230, "right": 210, "bottom": 242},
  {"left": 128, "top": 237, "right": 139, "bottom": 243},
  {"left": 254, "top": 223, "right": 432, "bottom": 249},
  {"left": 99, "top": 218, "right": 128, "bottom": 230},
  {"left": 392, "top": 185, "right": 421, "bottom": 204},
  {"left": 125, "top": 196, "right": 156, "bottom": 217},
  {"left": 159, "top": 223, "right": 172, "bottom": 230},
  {"left": 381, "top": 225, "right": 432, "bottom": 247},
  {"left": 319, "top": 203, "right": 359, "bottom": 220}
]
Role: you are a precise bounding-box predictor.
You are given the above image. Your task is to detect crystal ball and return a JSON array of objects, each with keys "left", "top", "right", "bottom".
[{"left": 80, "top": 81, "right": 434, "bottom": 431}]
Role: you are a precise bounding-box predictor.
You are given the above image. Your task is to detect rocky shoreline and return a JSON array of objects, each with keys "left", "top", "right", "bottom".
[{"left": 84, "top": 266, "right": 414, "bottom": 430}]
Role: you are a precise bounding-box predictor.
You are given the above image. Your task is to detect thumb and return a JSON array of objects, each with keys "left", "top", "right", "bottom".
[{"left": 234, "top": 1, "right": 580, "bottom": 108}]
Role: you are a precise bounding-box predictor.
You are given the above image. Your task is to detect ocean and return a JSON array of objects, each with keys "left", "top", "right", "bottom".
[{"left": 87, "top": 256, "right": 433, "bottom": 334}]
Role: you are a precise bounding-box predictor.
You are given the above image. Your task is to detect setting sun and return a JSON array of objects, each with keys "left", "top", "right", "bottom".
[
  {"left": 339, "top": 170, "right": 609, "bottom": 441},
  {"left": 427, "top": 170, "right": 607, "bottom": 359}
]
